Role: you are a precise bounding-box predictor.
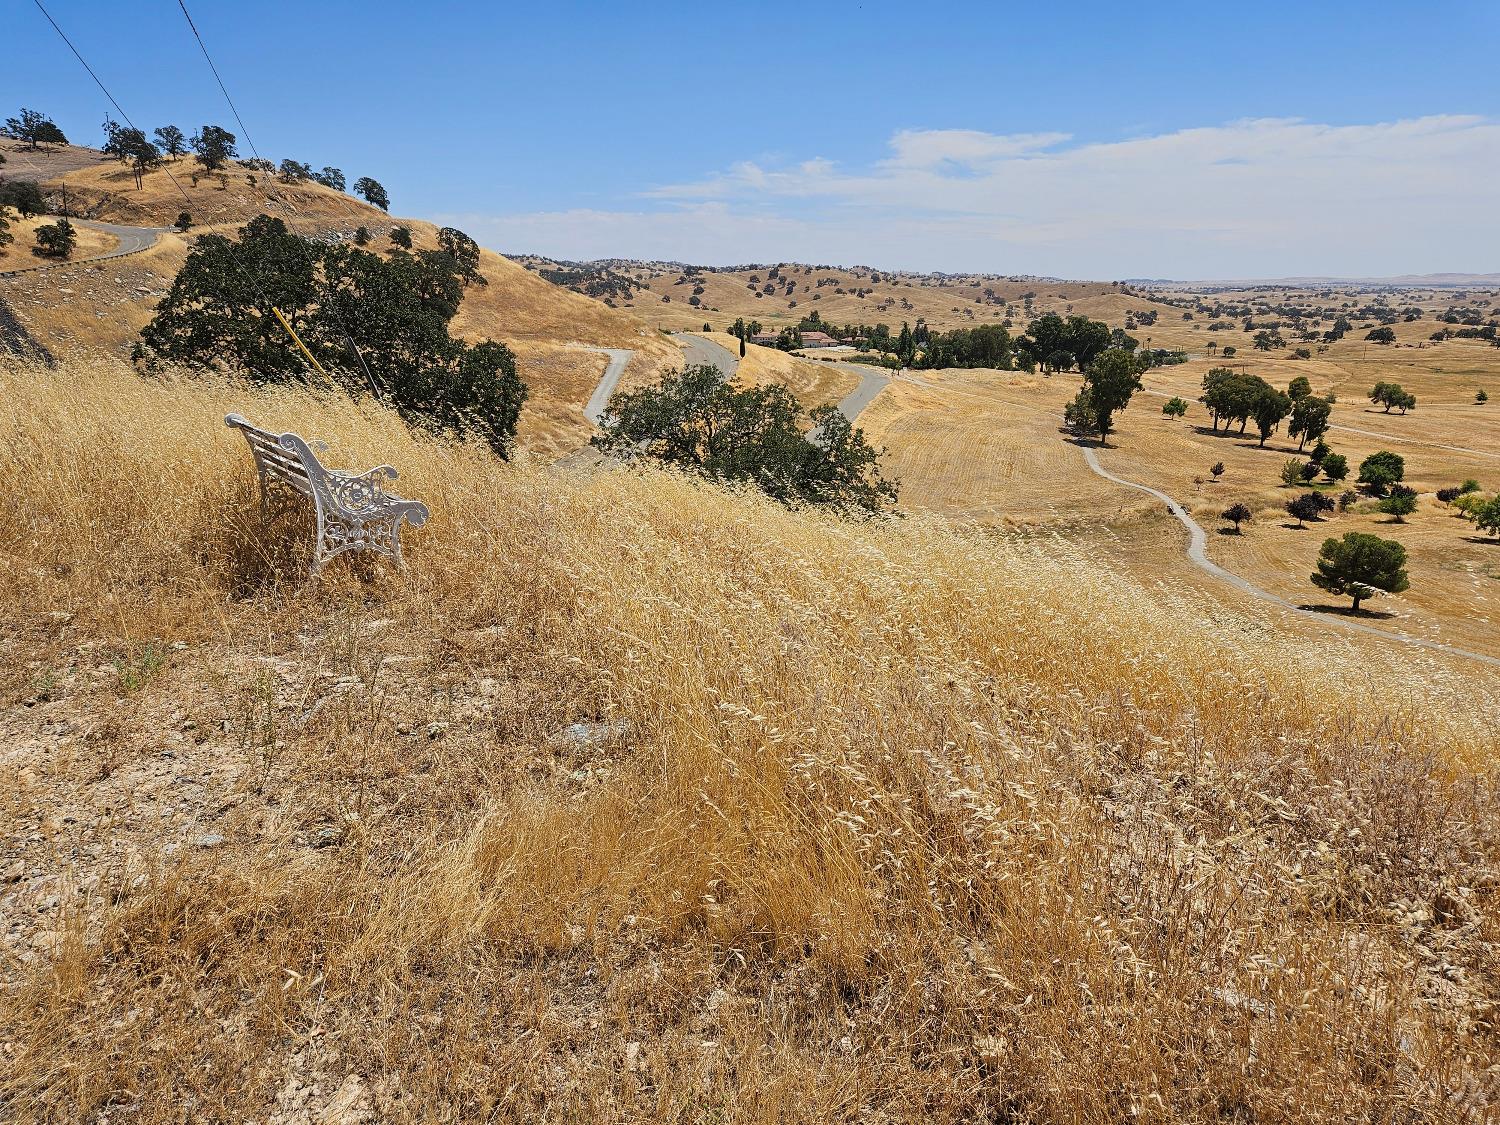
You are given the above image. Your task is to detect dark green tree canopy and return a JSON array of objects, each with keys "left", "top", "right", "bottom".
[
  {"left": 32, "top": 218, "right": 76, "bottom": 259},
  {"left": 190, "top": 125, "right": 238, "bottom": 171},
  {"left": 136, "top": 214, "right": 526, "bottom": 456},
  {"left": 1250, "top": 387, "right": 1292, "bottom": 447},
  {"left": 436, "top": 226, "right": 486, "bottom": 287},
  {"left": 593, "top": 364, "right": 897, "bottom": 515},
  {"left": 102, "top": 119, "right": 161, "bottom": 188},
  {"left": 1357, "top": 450, "right": 1405, "bottom": 494},
  {"left": 353, "top": 177, "right": 390, "bottom": 211},
  {"left": 0, "top": 180, "right": 46, "bottom": 218},
  {"left": 1311, "top": 532, "right": 1409, "bottom": 611},
  {"left": 153, "top": 125, "right": 187, "bottom": 159},
  {"left": 1288, "top": 395, "right": 1331, "bottom": 451},
  {"left": 3, "top": 108, "right": 67, "bottom": 149},
  {"left": 1066, "top": 347, "right": 1144, "bottom": 443}
]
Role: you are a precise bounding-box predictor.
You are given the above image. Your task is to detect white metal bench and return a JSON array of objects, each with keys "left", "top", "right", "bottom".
[{"left": 225, "top": 413, "right": 430, "bottom": 573}]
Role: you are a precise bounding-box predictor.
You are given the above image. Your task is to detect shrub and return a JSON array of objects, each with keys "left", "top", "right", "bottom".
[
  {"left": 32, "top": 217, "right": 76, "bottom": 259},
  {"left": 1357, "top": 450, "right": 1405, "bottom": 495},
  {"left": 1221, "top": 502, "right": 1251, "bottom": 532}
]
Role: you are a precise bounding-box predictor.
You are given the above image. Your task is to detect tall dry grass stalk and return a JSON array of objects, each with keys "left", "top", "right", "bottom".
[{"left": 1, "top": 354, "right": 1497, "bottom": 1122}]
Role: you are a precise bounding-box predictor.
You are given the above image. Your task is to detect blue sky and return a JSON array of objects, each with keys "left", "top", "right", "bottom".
[{"left": 8, "top": 1, "right": 1499, "bottom": 278}]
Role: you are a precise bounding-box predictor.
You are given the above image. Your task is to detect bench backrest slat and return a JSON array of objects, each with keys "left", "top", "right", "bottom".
[{"left": 226, "top": 413, "right": 321, "bottom": 489}]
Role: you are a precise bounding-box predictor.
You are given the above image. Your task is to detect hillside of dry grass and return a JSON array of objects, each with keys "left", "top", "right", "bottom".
[
  {"left": 515, "top": 255, "right": 1184, "bottom": 334},
  {"left": 0, "top": 143, "right": 682, "bottom": 454},
  {"left": 2, "top": 354, "right": 1498, "bottom": 1122}
]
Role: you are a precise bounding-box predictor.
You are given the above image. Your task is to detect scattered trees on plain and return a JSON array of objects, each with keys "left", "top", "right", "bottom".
[
  {"left": 1063, "top": 348, "right": 1144, "bottom": 444},
  {"left": 1370, "top": 381, "right": 1416, "bottom": 413},
  {"left": 1221, "top": 503, "right": 1252, "bottom": 533},
  {"left": 1377, "top": 485, "right": 1418, "bottom": 523},
  {"left": 1357, "top": 450, "right": 1405, "bottom": 495},
  {"left": 1320, "top": 453, "right": 1349, "bottom": 482},
  {"left": 1285, "top": 492, "right": 1333, "bottom": 527},
  {"left": 1288, "top": 395, "right": 1331, "bottom": 451}
]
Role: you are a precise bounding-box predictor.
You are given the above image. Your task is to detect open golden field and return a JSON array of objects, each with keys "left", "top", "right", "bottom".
[
  {"left": 0, "top": 216, "right": 117, "bottom": 272},
  {"left": 809, "top": 281, "right": 1500, "bottom": 661},
  {"left": 2, "top": 354, "right": 1498, "bottom": 1122}
]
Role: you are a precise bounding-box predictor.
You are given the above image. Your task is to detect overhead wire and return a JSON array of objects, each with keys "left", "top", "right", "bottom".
[
  {"left": 174, "top": 0, "right": 386, "bottom": 397},
  {"left": 28, "top": 0, "right": 370, "bottom": 394}
]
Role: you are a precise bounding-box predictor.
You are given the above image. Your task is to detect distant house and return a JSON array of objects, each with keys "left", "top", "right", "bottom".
[
  {"left": 800, "top": 331, "right": 839, "bottom": 348},
  {"left": 750, "top": 332, "right": 780, "bottom": 346}
]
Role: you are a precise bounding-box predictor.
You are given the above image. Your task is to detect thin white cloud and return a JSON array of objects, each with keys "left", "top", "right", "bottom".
[
  {"left": 882, "top": 128, "right": 1071, "bottom": 169},
  {"left": 440, "top": 115, "right": 1500, "bottom": 278}
]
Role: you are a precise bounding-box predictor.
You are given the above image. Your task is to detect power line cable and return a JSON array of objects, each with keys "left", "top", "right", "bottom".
[
  {"left": 174, "top": 0, "right": 384, "bottom": 398},
  {"left": 31, "top": 0, "right": 372, "bottom": 394},
  {"left": 29, "top": 0, "right": 336, "bottom": 386}
]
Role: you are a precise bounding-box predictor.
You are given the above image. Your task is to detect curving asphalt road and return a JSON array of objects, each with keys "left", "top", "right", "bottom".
[
  {"left": 674, "top": 335, "right": 892, "bottom": 425},
  {"left": 828, "top": 361, "right": 890, "bottom": 423},
  {"left": 677, "top": 333, "right": 740, "bottom": 376},
  {"left": 1079, "top": 442, "right": 1500, "bottom": 668},
  {"left": 581, "top": 347, "right": 635, "bottom": 425},
  {"left": 0, "top": 219, "right": 174, "bottom": 278}
]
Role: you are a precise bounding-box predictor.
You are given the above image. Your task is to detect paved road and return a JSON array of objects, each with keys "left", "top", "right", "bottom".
[
  {"left": 1079, "top": 442, "right": 1500, "bottom": 669},
  {"left": 581, "top": 347, "right": 635, "bottom": 425},
  {"left": 675, "top": 336, "right": 890, "bottom": 426},
  {"left": 828, "top": 361, "right": 890, "bottom": 423},
  {"left": 677, "top": 333, "right": 740, "bottom": 376},
  {"left": 0, "top": 219, "right": 174, "bottom": 278}
]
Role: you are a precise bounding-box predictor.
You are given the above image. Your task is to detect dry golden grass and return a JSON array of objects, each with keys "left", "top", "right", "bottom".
[
  {"left": 44, "top": 154, "right": 387, "bottom": 231},
  {"left": 2, "top": 355, "right": 1498, "bottom": 1122},
  {"left": 854, "top": 369, "right": 1119, "bottom": 525},
  {"left": 0, "top": 217, "right": 118, "bottom": 271},
  {"left": 601, "top": 262, "right": 1174, "bottom": 334},
  {"left": 697, "top": 332, "right": 861, "bottom": 412}
]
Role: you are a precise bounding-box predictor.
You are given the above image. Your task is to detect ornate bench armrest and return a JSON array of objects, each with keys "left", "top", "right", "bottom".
[{"left": 351, "top": 464, "right": 399, "bottom": 481}]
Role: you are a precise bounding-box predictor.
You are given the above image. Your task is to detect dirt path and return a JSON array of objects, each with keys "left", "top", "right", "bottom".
[{"left": 1079, "top": 442, "right": 1500, "bottom": 668}]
